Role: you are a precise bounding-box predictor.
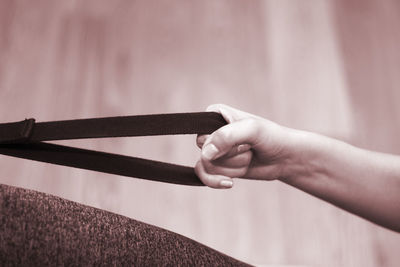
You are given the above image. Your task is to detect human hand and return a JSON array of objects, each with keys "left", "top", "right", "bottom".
[
  {"left": 195, "top": 104, "right": 302, "bottom": 189},
  {"left": 196, "top": 105, "right": 400, "bottom": 232}
]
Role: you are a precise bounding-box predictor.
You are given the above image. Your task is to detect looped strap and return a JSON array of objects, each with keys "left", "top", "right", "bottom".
[{"left": 0, "top": 112, "right": 227, "bottom": 186}]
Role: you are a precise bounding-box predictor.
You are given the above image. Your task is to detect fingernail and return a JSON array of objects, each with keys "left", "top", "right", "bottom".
[
  {"left": 202, "top": 143, "right": 219, "bottom": 160},
  {"left": 220, "top": 180, "right": 233, "bottom": 188}
]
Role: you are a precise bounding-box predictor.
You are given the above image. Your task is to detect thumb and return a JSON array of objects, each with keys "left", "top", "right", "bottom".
[{"left": 201, "top": 118, "right": 259, "bottom": 161}]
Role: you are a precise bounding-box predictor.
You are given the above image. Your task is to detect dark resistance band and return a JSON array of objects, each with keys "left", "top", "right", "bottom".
[{"left": 0, "top": 112, "right": 227, "bottom": 186}]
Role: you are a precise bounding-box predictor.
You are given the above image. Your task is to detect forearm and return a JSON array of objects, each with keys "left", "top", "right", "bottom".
[{"left": 281, "top": 130, "right": 400, "bottom": 232}]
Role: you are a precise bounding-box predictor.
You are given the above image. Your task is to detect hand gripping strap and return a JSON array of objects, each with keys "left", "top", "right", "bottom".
[{"left": 0, "top": 112, "right": 227, "bottom": 186}]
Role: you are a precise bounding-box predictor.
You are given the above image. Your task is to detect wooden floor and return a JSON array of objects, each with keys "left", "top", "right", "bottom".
[{"left": 1, "top": 0, "right": 400, "bottom": 266}]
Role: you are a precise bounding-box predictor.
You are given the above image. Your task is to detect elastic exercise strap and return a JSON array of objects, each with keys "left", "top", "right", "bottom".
[{"left": 0, "top": 112, "right": 227, "bottom": 186}]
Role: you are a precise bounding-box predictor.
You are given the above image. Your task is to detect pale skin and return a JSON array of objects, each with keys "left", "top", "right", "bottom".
[{"left": 195, "top": 104, "right": 400, "bottom": 233}]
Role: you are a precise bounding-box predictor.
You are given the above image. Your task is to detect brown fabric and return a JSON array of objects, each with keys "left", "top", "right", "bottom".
[{"left": 0, "top": 184, "right": 250, "bottom": 266}]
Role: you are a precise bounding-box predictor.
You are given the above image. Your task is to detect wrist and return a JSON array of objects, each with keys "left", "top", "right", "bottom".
[{"left": 278, "top": 129, "right": 335, "bottom": 184}]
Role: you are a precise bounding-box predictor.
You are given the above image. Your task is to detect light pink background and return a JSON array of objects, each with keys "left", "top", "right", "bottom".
[{"left": 1, "top": 0, "right": 400, "bottom": 266}]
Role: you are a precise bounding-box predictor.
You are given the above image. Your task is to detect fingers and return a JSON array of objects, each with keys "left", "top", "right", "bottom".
[
  {"left": 197, "top": 134, "right": 251, "bottom": 157},
  {"left": 198, "top": 103, "right": 259, "bottom": 151},
  {"left": 201, "top": 118, "right": 260, "bottom": 161},
  {"left": 195, "top": 160, "right": 234, "bottom": 189},
  {"left": 224, "top": 144, "right": 252, "bottom": 158},
  {"left": 195, "top": 145, "right": 253, "bottom": 188},
  {"left": 195, "top": 150, "right": 251, "bottom": 188},
  {"left": 206, "top": 104, "right": 261, "bottom": 123},
  {"left": 213, "top": 150, "right": 252, "bottom": 168},
  {"left": 196, "top": 104, "right": 262, "bottom": 189},
  {"left": 196, "top": 134, "right": 209, "bottom": 148}
]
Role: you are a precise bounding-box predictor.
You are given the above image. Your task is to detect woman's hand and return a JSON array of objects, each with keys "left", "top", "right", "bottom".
[
  {"left": 196, "top": 104, "right": 400, "bottom": 232},
  {"left": 195, "top": 104, "right": 304, "bottom": 189}
]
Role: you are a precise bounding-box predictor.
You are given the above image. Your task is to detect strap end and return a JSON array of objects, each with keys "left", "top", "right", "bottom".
[{"left": 0, "top": 118, "right": 35, "bottom": 144}]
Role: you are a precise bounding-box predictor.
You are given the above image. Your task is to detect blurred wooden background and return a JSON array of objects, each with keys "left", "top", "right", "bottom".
[{"left": 1, "top": 0, "right": 400, "bottom": 266}]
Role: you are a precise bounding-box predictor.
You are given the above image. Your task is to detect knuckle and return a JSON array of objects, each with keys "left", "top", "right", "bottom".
[
  {"left": 244, "top": 117, "right": 260, "bottom": 130},
  {"left": 244, "top": 117, "right": 263, "bottom": 143},
  {"left": 217, "top": 127, "right": 232, "bottom": 143}
]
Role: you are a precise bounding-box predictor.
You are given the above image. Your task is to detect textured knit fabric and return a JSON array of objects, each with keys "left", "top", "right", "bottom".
[{"left": 0, "top": 184, "right": 250, "bottom": 266}]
